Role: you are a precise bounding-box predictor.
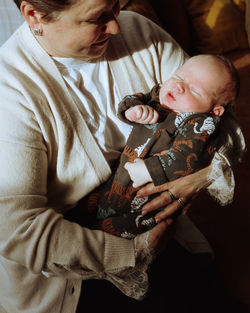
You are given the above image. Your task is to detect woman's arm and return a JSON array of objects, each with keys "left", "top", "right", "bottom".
[{"left": 136, "top": 113, "right": 246, "bottom": 221}]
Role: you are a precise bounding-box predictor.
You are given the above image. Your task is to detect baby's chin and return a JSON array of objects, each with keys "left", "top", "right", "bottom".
[{"left": 160, "top": 103, "right": 179, "bottom": 113}]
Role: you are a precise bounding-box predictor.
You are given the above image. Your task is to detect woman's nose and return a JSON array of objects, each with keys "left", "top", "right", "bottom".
[{"left": 104, "top": 18, "right": 120, "bottom": 35}]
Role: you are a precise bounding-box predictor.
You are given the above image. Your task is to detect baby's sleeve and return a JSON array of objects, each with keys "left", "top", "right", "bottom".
[{"left": 144, "top": 115, "right": 220, "bottom": 185}]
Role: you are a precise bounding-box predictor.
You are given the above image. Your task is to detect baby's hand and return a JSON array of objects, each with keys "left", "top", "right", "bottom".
[
  {"left": 125, "top": 105, "right": 159, "bottom": 124},
  {"left": 124, "top": 158, "right": 152, "bottom": 188}
]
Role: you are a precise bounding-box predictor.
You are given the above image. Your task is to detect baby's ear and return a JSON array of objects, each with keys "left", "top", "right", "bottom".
[{"left": 212, "top": 105, "right": 225, "bottom": 116}]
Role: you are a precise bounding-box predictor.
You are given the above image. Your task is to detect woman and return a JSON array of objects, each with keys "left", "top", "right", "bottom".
[{"left": 0, "top": 0, "right": 244, "bottom": 312}]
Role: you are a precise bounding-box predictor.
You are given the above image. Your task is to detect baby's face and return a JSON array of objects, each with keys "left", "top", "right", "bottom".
[{"left": 159, "top": 55, "right": 229, "bottom": 115}]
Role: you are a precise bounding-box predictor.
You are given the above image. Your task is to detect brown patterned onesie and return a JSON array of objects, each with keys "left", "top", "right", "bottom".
[{"left": 85, "top": 84, "right": 221, "bottom": 239}]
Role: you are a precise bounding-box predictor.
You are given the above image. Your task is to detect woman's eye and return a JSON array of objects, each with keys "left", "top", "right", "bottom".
[
  {"left": 87, "top": 20, "right": 97, "bottom": 24},
  {"left": 87, "top": 15, "right": 104, "bottom": 24},
  {"left": 87, "top": 2, "right": 120, "bottom": 25},
  {"left": 86, "top": 12, "right": 106, "bottom": 24}
]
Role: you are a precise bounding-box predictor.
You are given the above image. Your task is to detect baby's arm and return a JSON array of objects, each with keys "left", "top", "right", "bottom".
[
  {"left": 124, "top": 158, "right": 152, "bottom": 188},
  {"left": 125, "top": 105, "right": 159, "bottom": 124},
  {"left": 143, "top": 115, "right": 220, "bottom": 185},
  {"left": 125, "top": 115, "right": 220, "bottom": 188}
]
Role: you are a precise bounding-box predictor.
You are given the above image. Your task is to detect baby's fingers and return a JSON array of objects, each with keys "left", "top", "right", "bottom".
[{"left": 139, "top": 106, "right": 159, "bottom": 124}]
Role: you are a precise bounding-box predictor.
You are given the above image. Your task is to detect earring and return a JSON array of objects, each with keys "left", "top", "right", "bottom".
[{"left": 33, "top": 28, "right": 42, "bottom": 36}]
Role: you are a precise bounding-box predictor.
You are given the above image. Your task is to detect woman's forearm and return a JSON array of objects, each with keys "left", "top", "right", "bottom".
[{"left": 187, "top": 164, "right": 213, "bottom": 192}]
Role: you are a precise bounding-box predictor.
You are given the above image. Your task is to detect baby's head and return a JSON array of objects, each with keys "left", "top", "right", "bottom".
[{"left": 159, "top": 54, "right": 239, "bottom": 116}]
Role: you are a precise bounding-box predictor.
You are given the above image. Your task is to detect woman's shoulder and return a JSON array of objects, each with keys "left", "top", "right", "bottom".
[
  {"left": 0, "top": 23, "right": 32, "bottom": 75},
  {"left": 109, "top": 10, "right": 178, "bottom": 60},
  {"left": 0, "top": 22, "right": 26, "bottom": 53},
  {"left": 117, "top": 10, "right": 169, "bottom": 39},
  {"left": 118, "top": 10, "right": 152, "bottom": 23},
  {"left": 0, "top": 22, "right": 48, "bottom": 67}
]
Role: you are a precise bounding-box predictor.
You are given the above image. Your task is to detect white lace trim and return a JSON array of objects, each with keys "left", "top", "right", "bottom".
[
  {"left": 206, "top": 109, "right": 246, "bottom": 206},
  {"left": 207, "top": 152, "right": 235, "bottom": 206},
  {"left": 105, "top": 232, "right": 153, "bottom": 300}
]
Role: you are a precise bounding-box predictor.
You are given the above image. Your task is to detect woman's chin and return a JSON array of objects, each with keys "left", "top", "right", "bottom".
[
  {"left": 90, "top": 39, "right": 110, "bottom": 55},
  {"left": 70, "top": 40, "right": 109, "bottom": 60}
]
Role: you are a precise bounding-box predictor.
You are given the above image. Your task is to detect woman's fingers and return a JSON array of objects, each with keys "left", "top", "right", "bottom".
[
  {"left": 147, "top": 219, "right": 173, "bottom": 252},
  {"left": 135, "top": 219, "right": 168, "bottom": 249},
  {"left": 136, "top": 182, "right": 169, "bottom": 198},
  {"left": 141, "top": 190, "right": 172, "bottom": 214},
  {"left": 155, "top": 201, "right": 179, "bottom": 222},
  {"left": 138, "top": 182, "right": 192, "bottom": 222},
  {"left": 142, "top": 193, "right": 189, "bottom": 223},
  {"left": 137, "top": 169, "right": 210, "bottom": 223},
  {"left": 154, "top": 202, "right": 192, "bottom": 223}
]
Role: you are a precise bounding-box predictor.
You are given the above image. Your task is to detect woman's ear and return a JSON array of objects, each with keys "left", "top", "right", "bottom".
[
  {"left": 212, "top": 105, "right": 225, "bottom": 117},
  {"left": 20, "top": 1, "right": 43, "bottom": 30}
]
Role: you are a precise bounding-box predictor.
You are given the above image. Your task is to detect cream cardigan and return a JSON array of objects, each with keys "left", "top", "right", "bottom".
[{"left": 0, "top": 11, "right": 244, "bottom": 313}]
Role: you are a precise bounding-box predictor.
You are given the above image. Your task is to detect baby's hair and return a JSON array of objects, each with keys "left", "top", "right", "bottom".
[{"left": 212, "top": 54, "right": 240, "bottom": 108}]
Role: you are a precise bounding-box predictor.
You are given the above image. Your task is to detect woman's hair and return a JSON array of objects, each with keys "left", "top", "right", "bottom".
[{"left": 13, "top": 0, "right": 79, "bottom": 22}]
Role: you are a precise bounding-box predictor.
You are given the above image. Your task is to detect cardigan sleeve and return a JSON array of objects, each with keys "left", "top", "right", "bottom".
[{"left": 0, "top": 122, "right": 135, "bottom": 279}]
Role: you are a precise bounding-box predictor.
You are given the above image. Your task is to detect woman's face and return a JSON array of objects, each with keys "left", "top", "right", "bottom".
[{"left": 35, "top": 0, "right": 120, "bottom": 59}]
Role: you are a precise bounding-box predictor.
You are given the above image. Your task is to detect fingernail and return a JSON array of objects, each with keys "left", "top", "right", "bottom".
[{"left": 166, "top": 219, "right": 173, "bottom": 225}]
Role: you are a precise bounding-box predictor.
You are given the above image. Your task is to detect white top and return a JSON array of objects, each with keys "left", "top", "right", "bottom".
[{"left": 53, "top": 56, "right": 132, "bottom": 166}]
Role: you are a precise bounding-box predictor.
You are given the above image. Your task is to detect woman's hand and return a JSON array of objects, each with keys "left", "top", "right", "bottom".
[
  {"left": 110, "top": 221, "right": 174, "bottom": 300},
  {"left": 136, "top": 166, "right": 212, "bottom": 223},
  {"left": 134, "top": 219, "right": 174, "bottom": 261}
]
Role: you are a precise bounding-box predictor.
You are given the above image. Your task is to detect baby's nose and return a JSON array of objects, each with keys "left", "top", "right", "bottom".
[{"left": 174, "top": 82, "right": 184, "bottom": 94}]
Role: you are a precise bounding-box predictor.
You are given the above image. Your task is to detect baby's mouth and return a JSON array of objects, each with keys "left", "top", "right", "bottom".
[{"left": 166, "top": 91, "right": 176, "bottom": 102}]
